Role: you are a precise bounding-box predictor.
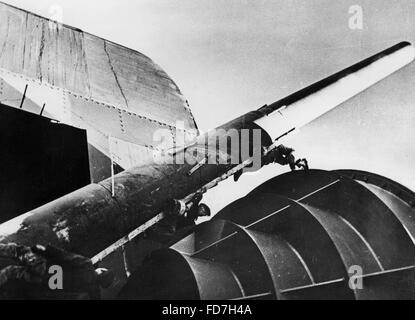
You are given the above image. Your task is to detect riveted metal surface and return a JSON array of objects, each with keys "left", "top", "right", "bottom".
[
  {"left": 0, "top": 3, "right": 198, "bottom": 130},
  {"left": 0, "top": 2, "right": 199, "bottom": 185}
]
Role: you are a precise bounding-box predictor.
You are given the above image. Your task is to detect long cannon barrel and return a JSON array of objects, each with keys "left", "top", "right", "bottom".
[
  {"left": 0, "top": 125, "right": 267, "bottom": 258},
  {"left": 0, "top": 42, "right": 413, "bottom": 260}
]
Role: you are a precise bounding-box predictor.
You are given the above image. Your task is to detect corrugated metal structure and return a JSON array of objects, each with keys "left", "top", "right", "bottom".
[
  {"left": 0, "top": 2, "right": 198, "bottom": 182},
  {"left": 124, "top": 170, "right": 415, "bottom": 300}
]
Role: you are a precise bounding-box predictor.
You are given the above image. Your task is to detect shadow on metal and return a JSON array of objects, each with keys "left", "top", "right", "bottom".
[{"left": 120, "top": 169, "right": 415, "bottom": 300}]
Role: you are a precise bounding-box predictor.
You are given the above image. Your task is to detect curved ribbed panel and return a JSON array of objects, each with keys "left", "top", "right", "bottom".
[
  {"left": 127, "top": 249, "right": 245, "bottom": 300},
  {"left": 123, "top": 170, "right": 415, "bottom": 300},
  {"left": 0, "top": 2, "right": 199, "bottom": 182}
]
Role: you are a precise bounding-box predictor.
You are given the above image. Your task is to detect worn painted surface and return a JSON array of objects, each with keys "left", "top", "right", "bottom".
[
  {"left": 0, "top": 2, "right": 197, "bottom": 127},
  {"left": 0, "top": 2, "right": 198, "bottom": 181}
]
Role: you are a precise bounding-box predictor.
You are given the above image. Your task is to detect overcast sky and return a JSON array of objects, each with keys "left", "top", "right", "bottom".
[{"left": 4, "top": 0, "right": 415, "bottom": 213}]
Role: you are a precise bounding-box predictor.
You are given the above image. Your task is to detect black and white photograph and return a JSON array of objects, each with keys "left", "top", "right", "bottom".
[{"left": 0, "top": 0, "right": 414, "bottom": 306}]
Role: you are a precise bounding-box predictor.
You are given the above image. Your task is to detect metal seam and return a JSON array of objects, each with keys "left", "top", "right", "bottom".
[{"left": 0, "top": 68, "right": 198, "bottom": 133}]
